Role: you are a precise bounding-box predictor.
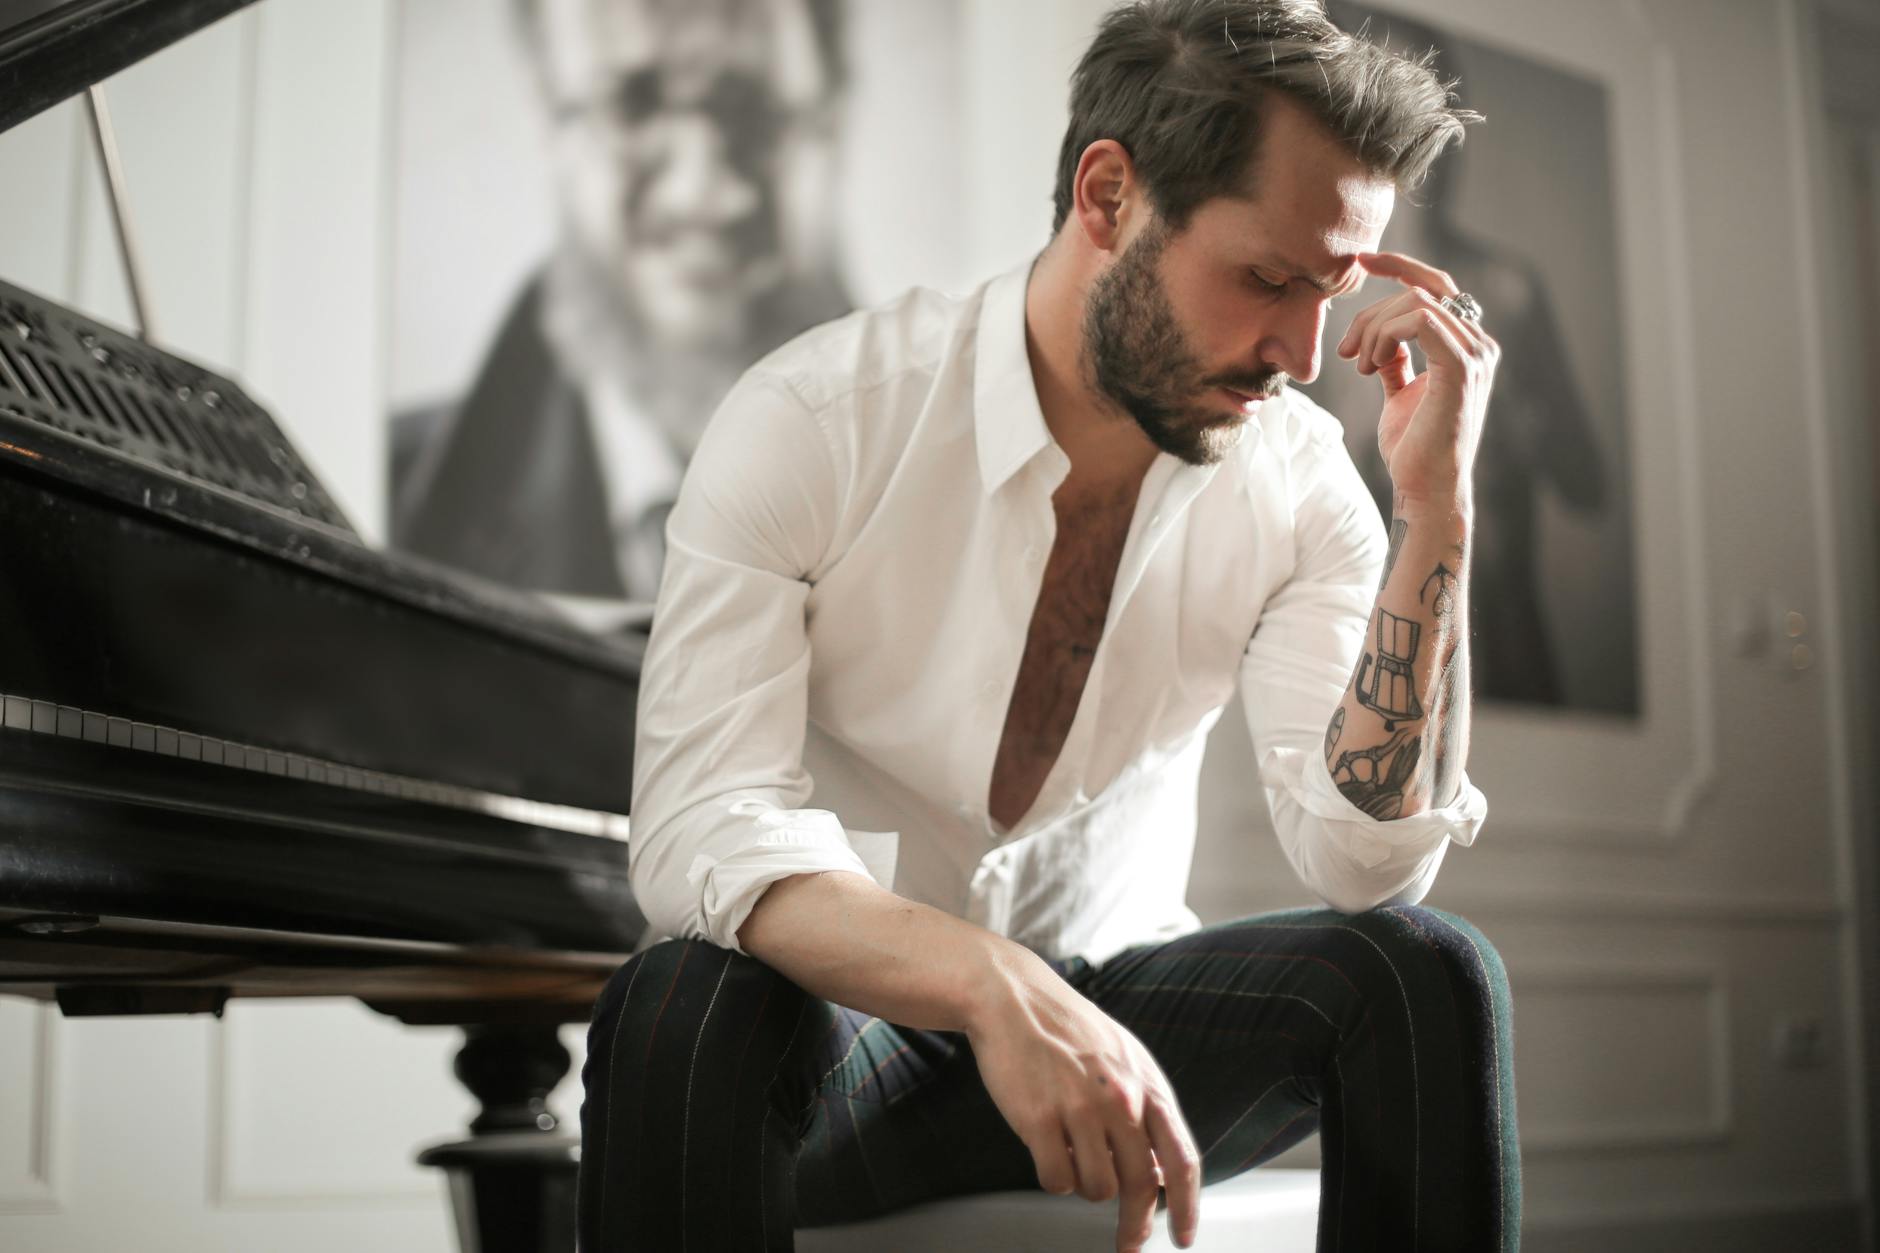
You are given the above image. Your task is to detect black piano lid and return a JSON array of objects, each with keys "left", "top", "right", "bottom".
[{"left": 0, "top": 0, "right": 260, "bottom": 134}]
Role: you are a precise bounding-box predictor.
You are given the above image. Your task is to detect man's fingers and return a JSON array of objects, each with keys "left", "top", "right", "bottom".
[
  {"left": 1355, "top": 290, "right": 1433, "bottom": 387},
  {"left": 1358, "top": 250, "right": 1459, "bottom": 298},
  {"left": 1344, "top": 287, "right": 1446, "bottom": 371},
  {"left": 1027, "top": 1120, "right": 1078, "bottom": 1197},
  {"left": 1109, "top": 1127, "right": 1161, "bottom": 1253},
  {"left": 1069, "top": 1118, "right": 1120, "bottom": 1202},
  {"left": 1365, "top": 289, "right": 1484, "bottom": 395},
  {"left": 1145, "top": 1098, "right": 1202, "bottom": 1249},
  {"left": 1337, "top": 291, "right": 1396, "bottom": 360},
  {"left": 1369, "top": 305, "right": 1469, "bottom": 381}
]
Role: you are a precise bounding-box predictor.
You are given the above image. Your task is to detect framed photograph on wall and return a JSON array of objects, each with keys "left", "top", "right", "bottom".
[
  {"left": 381, "top": 0, "right": 966, "bottom": 622},
  {"left": 1304, "top": 0, "right": 1642, "bottom": 718}
]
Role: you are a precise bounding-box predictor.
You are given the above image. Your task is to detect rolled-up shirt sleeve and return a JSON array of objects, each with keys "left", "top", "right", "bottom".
[
  {"left": 628, "top": 370, "right": 884, "bottom": 955},
  {"left": 1240, "top": 424, "right": 1487, "bottom": 915}
]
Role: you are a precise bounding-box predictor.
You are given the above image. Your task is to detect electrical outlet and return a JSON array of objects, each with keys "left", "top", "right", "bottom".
[{"left": 1773, "top": 1015, "right": 1827, "bottom": 1070}]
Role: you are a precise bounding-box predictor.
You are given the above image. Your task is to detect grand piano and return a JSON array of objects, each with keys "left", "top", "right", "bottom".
[{"left": 0, "top": 3, "right": 649, "bottom": 1249}]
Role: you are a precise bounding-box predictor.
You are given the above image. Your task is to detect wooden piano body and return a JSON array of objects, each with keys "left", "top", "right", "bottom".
[{"left": 0, "top": 4, "right": 650, "bottom": 1248}]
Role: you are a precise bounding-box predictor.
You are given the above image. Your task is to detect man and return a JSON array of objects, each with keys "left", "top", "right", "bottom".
[
  {"left": 581, "top": 2, "right": 1519, "bottom": 1251},
  {"left": 390, "top": 0, "right": 850, "bottom": 602}
]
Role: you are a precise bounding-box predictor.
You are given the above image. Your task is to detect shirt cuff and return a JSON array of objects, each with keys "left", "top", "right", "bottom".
[
  {"left": 683, "top": 809, "right": 900, "bottom": 955},
  {"left": 1266, "top": 744, "right": 1488, "bottom": 871}
]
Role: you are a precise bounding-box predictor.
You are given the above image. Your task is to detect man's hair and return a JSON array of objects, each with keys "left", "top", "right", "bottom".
[{"left": 1051, "top": 0, "right": 1479, "bottom": 234}]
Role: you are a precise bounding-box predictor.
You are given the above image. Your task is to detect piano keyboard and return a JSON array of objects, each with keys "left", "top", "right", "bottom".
[{"left": 0, "top": 688, "right": 630, "bottom": 841}]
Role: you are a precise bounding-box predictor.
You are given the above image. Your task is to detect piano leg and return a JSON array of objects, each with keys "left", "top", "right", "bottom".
[{"left": 417, "top": 1024, "right": 578, "bottom": 1253}]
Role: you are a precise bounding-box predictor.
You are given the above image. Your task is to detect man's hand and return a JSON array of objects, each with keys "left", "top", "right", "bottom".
[
  {"left": 964, "top": 952, "right": 1202, "bottom": 1253},
  {"left": 1335, "top": 251, "right": 1499, "bottom": 510}
]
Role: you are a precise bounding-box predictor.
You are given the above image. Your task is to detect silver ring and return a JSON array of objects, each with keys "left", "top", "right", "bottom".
[{"left": 1440, "top": 292, "right": 1484, "bottom": 324}]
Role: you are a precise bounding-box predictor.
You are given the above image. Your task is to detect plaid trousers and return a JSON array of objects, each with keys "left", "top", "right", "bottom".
[{"left": 576, "top": 904, "right": 1520, "bottom": 1252}]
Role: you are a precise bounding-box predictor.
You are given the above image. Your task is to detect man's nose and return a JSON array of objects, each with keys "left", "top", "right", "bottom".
[
  {"left": 1261, "top": 298, "right": 1327, "bottom": 385},
  {"left": 642, "top": 114, "right": 760, "bottom": 227}
]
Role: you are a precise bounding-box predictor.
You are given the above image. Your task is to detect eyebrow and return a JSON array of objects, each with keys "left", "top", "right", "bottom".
[
  {"left": 1257, "top": 254, "right": 1365, "bottom": 299},
  {"left": 1304, "top": 265, "right": 1366, "bottom": 299}
]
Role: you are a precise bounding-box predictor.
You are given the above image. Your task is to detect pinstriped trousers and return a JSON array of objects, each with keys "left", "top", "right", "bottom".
[{"left": 575, "top": 904, "right": 1520, "bottom": 1251}]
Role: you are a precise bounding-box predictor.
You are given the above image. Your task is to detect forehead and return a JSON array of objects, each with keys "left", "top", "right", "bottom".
[
  {"left": 534, "top": 0, "right": 831, "bottom": 104},
  {"left": 1187, "top": 96, "right": 1394, "bottom": 273}
]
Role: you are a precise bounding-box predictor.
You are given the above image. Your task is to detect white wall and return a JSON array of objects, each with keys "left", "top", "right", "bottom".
[{"left": 0, "top": 1, "right": 1872, "bottom": 1250}]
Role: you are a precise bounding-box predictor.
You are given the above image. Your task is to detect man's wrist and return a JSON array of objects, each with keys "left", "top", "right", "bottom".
[
  {"left": 1391, "top": 488, "right": 1474, "bottom": 536},
  {"left": 959, "top": 934, "right": 1056, "bottom": 1040}
]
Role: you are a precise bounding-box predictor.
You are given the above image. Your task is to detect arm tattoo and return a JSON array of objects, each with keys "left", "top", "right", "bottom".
[
  {"left": 1324, "top": 706, "right": 1345, "bottom": 762},
  {"left": 1331, "top": 727, "right": 1423, "bottom": 820},
  {"left": 1354, "top": 608, "right": 1423, "bottom": 729},
  {"left": 1420, "top": 562, "right": 1458, "bottom": 623}
]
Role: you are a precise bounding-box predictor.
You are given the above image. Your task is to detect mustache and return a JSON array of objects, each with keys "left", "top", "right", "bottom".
[{"left": 1205, "top": 368, "right": 1287, "bottom": 399}]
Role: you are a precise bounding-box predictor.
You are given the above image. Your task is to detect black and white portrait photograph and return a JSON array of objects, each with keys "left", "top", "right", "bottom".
[{"left": 385, "top": 0, "right": 967, "bottom": 617}]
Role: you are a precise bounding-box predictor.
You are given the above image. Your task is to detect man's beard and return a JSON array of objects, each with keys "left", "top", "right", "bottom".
[{"left": 1081, "top": 222, "right": 1286, "bottom": 466}]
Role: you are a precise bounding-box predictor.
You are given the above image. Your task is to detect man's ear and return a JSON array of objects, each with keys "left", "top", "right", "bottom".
[{"left": 1071, "top": 139, "right": 1138, "bottom": 254}]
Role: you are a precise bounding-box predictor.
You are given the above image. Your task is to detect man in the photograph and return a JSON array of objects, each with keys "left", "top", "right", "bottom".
[
  {"left": 581, "top": 2, "right": 1519, "bottom": 1251},
  {"left": 390, "top": 0, "right": 851, "bottom": 602}
]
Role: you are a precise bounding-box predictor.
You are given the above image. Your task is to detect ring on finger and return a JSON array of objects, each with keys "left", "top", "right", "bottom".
[{"left": 1438, "top": 291, "right": 1484, "bottom": 325}]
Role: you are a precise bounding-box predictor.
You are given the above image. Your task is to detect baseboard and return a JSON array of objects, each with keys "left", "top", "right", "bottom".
[{"left": 1523, "top": 1198, "right": 1867, "bottom": 1253}]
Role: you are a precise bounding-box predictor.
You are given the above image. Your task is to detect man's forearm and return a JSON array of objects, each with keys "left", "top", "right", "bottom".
[
  {"left": 1323, "top": 495, "right": 1472, "bottom": 819},
  {"left": 736, "top": 869, "right": 1048, "bottom": 1034}
]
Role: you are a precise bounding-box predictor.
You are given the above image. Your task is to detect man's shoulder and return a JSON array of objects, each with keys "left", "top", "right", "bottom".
[{"left": 743, "top": 279, "right": 986, "bottom": 417}]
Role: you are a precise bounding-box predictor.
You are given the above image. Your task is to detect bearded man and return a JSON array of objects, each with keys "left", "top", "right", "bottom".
[{"left": 580, "top": 2, "right": 1520, "bottom": 1250}]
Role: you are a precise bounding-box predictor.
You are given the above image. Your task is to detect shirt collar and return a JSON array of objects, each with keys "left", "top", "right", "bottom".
[{"left": 972, "top": 256, "right": 1057, "bottom": 496}]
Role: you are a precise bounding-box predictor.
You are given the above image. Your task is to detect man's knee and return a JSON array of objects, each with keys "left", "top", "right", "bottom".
[
  {"left": 1339, "top": 904, "right": 1511, "bottom": 1012},
  {"left": 586, "top": 937, "right": 813, "bottom": 1076}
]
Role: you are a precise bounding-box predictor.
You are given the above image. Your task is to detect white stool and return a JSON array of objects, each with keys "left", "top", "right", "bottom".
[{"left": 797, "top": 1168, "right": 1319, "bottom": 1252}]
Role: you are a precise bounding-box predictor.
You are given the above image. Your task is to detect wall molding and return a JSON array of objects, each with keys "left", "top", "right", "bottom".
[{"left": 1508, "top": 963, "right": 1733, "bottom": 1157}]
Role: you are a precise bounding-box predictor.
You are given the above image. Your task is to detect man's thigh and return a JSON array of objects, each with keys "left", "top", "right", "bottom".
[
  {"left": 1073, "top": 908, "right": 1377, "bottom": 1181},
  {"left": 792, "top": 973, "right": 1077, "bottom": 1227},
  {"left": 1076, "top": 904, "right": 1511, "bottom": 1187}
]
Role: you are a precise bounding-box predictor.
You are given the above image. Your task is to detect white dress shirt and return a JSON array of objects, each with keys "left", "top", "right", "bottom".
[{"left": 628, "top": 260, "right": 1488, "bottom": 967}]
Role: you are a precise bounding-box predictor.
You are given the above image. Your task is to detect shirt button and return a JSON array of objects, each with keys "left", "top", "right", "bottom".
[
  {"left": 982, "top": 679, "right": 1000, "bottom": 697},
  {"left": 1023, "top": 545, "right": 1040, "bottom": 563}
]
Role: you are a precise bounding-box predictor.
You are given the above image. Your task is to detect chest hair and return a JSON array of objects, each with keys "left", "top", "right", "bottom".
[{"left": 988, "top": 480, "right": 1139, "bottom": 828}]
